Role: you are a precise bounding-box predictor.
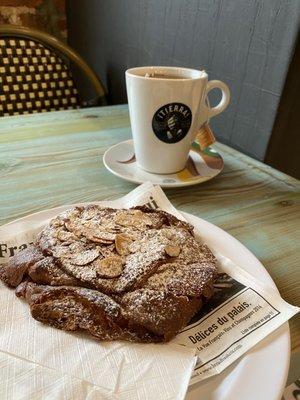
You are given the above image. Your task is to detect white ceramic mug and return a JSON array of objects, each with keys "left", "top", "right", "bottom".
[{"left": 125, "top": 66, "right": 230, "bottom": 174}]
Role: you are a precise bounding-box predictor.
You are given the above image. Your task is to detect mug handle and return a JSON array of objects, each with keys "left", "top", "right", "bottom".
[{"left": 199, "top": 80, "right": 230, "bottom": 125}]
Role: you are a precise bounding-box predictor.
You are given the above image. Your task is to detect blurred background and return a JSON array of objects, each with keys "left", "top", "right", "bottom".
[{"left": 1, "top": 0, "right": 299, "bottom": 178}]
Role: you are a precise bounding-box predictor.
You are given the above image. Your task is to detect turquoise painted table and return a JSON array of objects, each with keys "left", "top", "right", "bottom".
[{"left": 0, "top": 105, "right": 299, "bottom": 380}]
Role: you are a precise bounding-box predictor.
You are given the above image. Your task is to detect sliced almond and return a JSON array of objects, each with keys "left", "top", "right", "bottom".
[
  {"left": 92, "top": 229, "right": 115, "bottom": 242},
  {"left": 163, "top": 229, "right": 176, "bottom": 240},
  {"left": 64, "top": 220, "right": 77, "bottom": 232},
  {"left": 66, "top": 221, "right": 115, "bottom": 244},
  {"left": 115, "top": 233, "right": 133, "bottom": 255},
  {"left": 115, "top": 210, "right": 152, "bottom": 229},
  {"left": 64, "top": 220, "right": 87, "bottom": 238},
  {"left": 50, "top": 218, "right": 64, "bottom": 228},
  {"left": 56, "top": 229, "right": 77, "bottom": 242},
  {"left": 90, "top": 237, "right": 113, "bottom": 244},
  {"left": 60, "top": 241, "right": 70, "bottom": 246},
  {"left": 81, "top": 220, "right": 116, "bottom": 243},
  {"left": 106, "top": 226, "right": 121, "bottom": 233},
  {"left": 100, "top": 221, "right": 121, "bottom": 233},
  {"left": 99, "top": 243, "right": 115, "bottom": 258},
  {"left": 165, "top": 245, "right": 181, "bottom": 257},
  {"left": 81, "top": 208, "right": 97, "bottom": 220},
  {"left": 52, "top": 245, "right": 71, "bottom": 258},
  {"left": 70, "top": 249, "right": 100, "bottom": 265},
  {"left": 93, "top": 255, "right": 124, "bottom": 278}
]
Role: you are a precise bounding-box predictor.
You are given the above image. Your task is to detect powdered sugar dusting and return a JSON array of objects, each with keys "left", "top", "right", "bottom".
[{"left": 4, "top": 205, "right": 219, "bottom": 342}]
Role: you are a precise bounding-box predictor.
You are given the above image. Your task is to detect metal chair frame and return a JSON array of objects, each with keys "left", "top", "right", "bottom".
[{"left": 0, "top": 24, "right": 106, "bottom": 99}]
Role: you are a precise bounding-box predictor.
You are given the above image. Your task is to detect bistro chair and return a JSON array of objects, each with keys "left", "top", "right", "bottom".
[{"left": 0, "top": 25, "right": 106, "bottom": 117}]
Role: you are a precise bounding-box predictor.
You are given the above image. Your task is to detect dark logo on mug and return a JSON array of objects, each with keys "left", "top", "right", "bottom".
[{"left": 152, "top": 103, "right": 192, "bottom": 144}]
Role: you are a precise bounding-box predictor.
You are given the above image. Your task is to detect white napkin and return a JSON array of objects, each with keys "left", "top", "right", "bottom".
[{"left": 0, "top": 283, "right": 196, "bottom": 400}]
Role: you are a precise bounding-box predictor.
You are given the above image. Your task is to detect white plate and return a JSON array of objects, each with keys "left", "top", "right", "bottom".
[
  {"left": 103, "top": 139, "right": 223, "bottom": 188},
  {"left": 0, "top": 207, "right": 289, "bottom": 400},
  {"left": 183, "top": 211, "right": 289, "bottom": 400}
]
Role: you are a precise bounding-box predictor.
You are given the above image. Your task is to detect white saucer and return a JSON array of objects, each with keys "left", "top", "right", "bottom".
[{"left": 103, "top": 139, "right": 224, "bottom": 188}]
